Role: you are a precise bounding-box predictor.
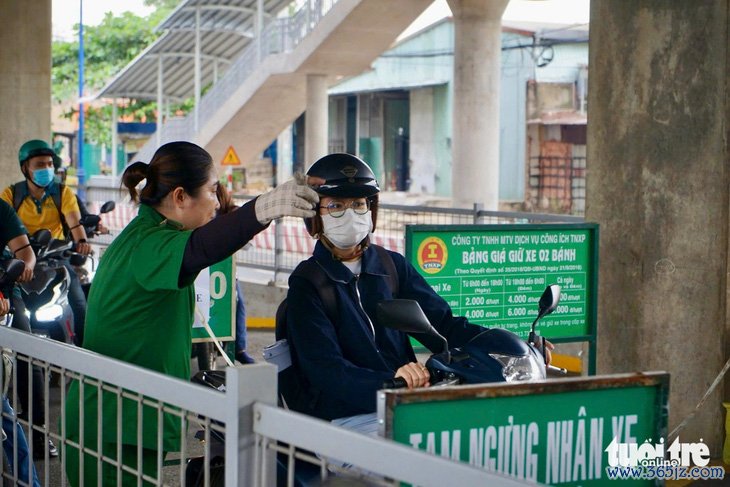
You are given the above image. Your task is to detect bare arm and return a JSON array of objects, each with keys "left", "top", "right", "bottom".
[
  {"left": 7, "top": 234, "right": 35, "bottom": 282},
  {"left": 65, "top": 210, "right": 91, "bottom": 255}
]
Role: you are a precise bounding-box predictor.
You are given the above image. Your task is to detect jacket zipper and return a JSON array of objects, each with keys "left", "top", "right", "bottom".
[{"left": 353, "top": 275, "right": 375, "bottom": 337}]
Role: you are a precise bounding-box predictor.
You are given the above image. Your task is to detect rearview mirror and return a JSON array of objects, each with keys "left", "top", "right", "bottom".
[
  {"left": 537, "top": 284, "right": 561, "bottom": 319},
  {"left": 376, "top": 299, "right": 450, "bottom": 358},
  {"left": 377, "top": 299, "right": 433, "bottom": 334},
  {"left": 100, "top": 201, "right": 115, "bottom": 214}
]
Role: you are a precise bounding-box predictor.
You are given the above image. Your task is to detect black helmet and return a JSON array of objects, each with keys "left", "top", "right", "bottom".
[
  {"left": 304, "top": 153, "right": 380, "bottom": 237},
  {"left": 306, "top": 153, "right": 380, "bottom": 198}
]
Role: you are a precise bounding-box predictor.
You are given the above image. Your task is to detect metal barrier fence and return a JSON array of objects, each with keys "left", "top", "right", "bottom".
[
  {"left": 85, "top": 183, "right": 583, "bottom": 279},
  {"left": 0, "top": 327, "right": 532, "bottom": 486}
]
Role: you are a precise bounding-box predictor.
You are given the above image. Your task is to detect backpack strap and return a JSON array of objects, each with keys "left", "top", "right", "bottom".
[
  {"left": 291, "top": 259, "right": 338, "bottom": 322},
  {"left": 11, "top": 182, "right": 27, "bottom": 212},
  {"left": 372, "top": 244, "right": 399, "bottom": 297},
  {"left": 52, "top": 184, "right": 70, "bottom": 238}
]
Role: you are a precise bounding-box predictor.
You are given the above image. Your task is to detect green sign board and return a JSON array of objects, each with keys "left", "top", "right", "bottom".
[
  {"left": 406, "top": 224, "right": 599, "bottom": 371},
  {"left": 379, "top": 373, "right": 669, "bottom": 486},
  {"left": 192, "top": 256, "right": 235, "bottom": 342}
]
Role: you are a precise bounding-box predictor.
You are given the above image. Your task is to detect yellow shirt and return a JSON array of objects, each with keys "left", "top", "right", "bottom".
[{"left": 0, "top": 183, "right": 80, "bottom": 239}]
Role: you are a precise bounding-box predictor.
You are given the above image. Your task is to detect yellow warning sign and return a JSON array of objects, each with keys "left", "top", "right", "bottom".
[{"left": 221, "top": 146, "right": 241, "bottom": 166}]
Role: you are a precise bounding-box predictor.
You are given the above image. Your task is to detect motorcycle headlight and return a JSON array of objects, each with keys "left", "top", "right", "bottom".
[
  {"left": 36, "top": 304, "right": 63, "bottom": 322},
  {"left": 489, "top": 353, "right": 544, "bottom": 382}
]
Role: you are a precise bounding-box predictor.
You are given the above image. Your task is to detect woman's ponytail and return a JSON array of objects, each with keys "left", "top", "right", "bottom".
[{"left": 121, "top": 161, "right": 149, "bottom": 203}]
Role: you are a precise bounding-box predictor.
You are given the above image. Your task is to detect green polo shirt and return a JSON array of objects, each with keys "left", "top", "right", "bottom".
[
  {"left": 0, "top": 198, "right": 27, "bottom": 249},
  {"left": 64, "top": 204, "right": 195, "bottom": 456},
  {"left": 0, "top": 199, "right": 28, "bottom": 297}
]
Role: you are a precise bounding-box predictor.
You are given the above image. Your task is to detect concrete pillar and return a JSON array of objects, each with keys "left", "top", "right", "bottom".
[
  {"left": 446, "top": 0, "right": 508, "bottom": 209},
  {"left": 0, "top": 0, "right": 52, "bottom": 190},
  {"left": 587, "top": 0, "right": 729, "bottom": 452},
  {"left": 305, "top": 73, "right": 328, "bottom": 167}
]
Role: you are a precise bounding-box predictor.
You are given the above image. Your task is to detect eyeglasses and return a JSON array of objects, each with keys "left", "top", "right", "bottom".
[{"left": 318, "top": 200, "right": 370, "bottom": 218}]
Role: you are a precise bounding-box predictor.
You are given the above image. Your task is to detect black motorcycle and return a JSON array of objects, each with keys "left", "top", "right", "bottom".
[
  {"left": 20, "top": 229, "right": 76, "bottom": 344},
  {"left": 377, "top": 284, "right": 565, "bottom": 389}
]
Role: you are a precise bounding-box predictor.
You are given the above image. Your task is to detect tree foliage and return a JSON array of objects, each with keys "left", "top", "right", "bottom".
[{"left": 52, "top": 4, "right": 179, "bottom": 145}]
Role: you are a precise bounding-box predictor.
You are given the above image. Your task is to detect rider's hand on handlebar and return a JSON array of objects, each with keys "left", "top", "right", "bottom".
[
  {"left": 97, "top": 223, "right": 110, "bottom": 235},
  {"left": 75, "top": 241, "right": 92, "bottom": 256},
  {"left": 395, "top": 362, "right": 431, "bottom": 389},
  {"left": 18, "top": 264, "right": 33, "bottom": 283},
  {"left": 0, "top": 297, "right": 9, "bottom": 316}
]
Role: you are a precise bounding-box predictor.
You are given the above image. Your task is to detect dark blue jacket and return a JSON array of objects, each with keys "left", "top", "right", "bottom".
[{"left": 286, "top": 241, "right": 484, "bottom": 420}]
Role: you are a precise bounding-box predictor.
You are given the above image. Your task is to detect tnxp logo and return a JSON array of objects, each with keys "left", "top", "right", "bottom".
[{"left": 417, "top": 237, "right": 448, "bottom": 274}]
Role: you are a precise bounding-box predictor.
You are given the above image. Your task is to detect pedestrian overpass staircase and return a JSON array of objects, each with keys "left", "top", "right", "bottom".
[{"left": 135, "top": 0, "right": 433, "bottom": 167}]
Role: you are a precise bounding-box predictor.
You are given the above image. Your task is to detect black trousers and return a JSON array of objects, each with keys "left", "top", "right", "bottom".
[{"left": 9, "top": 295, "right": 46, "bottom": 435}]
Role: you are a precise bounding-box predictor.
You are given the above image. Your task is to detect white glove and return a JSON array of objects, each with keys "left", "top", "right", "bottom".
[{"left": 255, "top": 174, "right": 319, "bottom": 225}]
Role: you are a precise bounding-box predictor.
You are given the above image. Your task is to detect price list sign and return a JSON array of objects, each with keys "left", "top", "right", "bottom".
[{"left": 406, "top": 224, "right": 599, "bottom": 341}]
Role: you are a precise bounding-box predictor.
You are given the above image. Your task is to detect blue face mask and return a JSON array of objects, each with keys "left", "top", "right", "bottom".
[{"left": 31, "top": 167, "right": 55, "bottom": 187}]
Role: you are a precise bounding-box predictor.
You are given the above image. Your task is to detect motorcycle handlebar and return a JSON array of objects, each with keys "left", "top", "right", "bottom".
[
  {"left": 382, "top": 368, "right": 437, "bottom": 389},
  {"left": 382, "top": 377, "right": 408, "bottom": 389}
]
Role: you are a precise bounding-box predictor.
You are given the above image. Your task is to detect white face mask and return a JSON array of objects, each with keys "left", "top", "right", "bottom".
[{"left": 321, "top": 210, "right": 373, "bottom": 249}]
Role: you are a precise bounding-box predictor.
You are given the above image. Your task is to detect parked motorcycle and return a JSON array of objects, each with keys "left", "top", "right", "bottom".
[
  {"left": 377, "top": 284, "right": 565, "bottom": 388},
  {"left": 20, "top": 230, "right": 76, "bottom": 344}
]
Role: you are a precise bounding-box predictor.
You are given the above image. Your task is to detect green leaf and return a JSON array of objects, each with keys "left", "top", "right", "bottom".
[{"left": 52, "top": 4, "right": 178, "bottom": 144}]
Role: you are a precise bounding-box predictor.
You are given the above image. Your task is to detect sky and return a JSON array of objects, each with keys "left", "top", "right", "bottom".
[
  {"left": 52, "top": 0, "right": 590, "bottom": 41},
  {"left": 52, "top": 0, "right": 155, "bottom": 40}
]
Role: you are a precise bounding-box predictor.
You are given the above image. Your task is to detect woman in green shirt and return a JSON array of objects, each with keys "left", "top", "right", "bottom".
[{"left": 63, "top": 141, "right": 320, "bottom": 486}]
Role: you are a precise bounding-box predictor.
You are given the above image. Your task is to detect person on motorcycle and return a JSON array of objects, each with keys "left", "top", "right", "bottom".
[
  {"left": 63, "top": 141, "right": 322, "bottom": 487},
  {"left": 0, "top": 198, "right": 56, "bottom": 459},
  {"left": 283, "top": 154, "right": 485, "bottom": 431},
  {"left": 1, "top": 139, "right": 91, "bottom": 346},
  {"left": 285, "top": 154, "right": 554, "bottom": 431}
]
